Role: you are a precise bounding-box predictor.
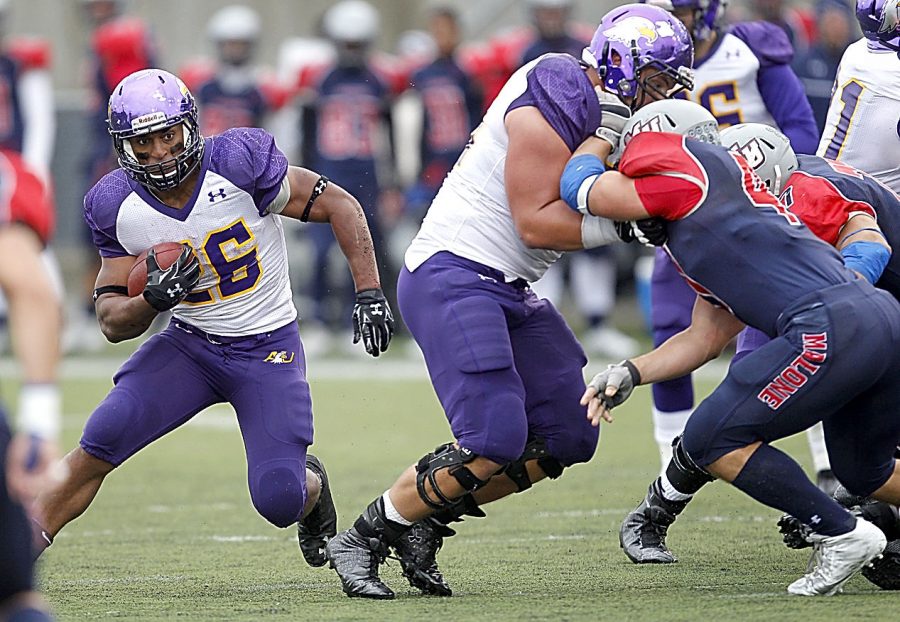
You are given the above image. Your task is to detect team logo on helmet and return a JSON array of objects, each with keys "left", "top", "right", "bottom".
[
  {"left": 602, "top": 16, "right": 676, "bottom": 45},
  {"left": 622, "top": 114, "right": 665, "bottom": 144},
  {"left": 728, "top": 138, "right": 767, "bottom": 169}
]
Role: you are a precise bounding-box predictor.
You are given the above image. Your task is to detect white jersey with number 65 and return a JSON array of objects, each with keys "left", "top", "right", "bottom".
[{"left": 817, "top": 39, "right": 900, "bottom": 194}]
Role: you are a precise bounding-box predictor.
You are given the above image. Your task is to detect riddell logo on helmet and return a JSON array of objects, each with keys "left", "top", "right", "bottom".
[
  {"left": 603, "top": 16, "right": 675, "bottom": 44},
  {"left": 131, "top": 112, "right": 168, "bottom": 131}
]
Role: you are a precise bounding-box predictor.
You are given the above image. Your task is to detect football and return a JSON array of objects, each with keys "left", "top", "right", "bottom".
[{"left": 127, "top": 242, "right": 185, "bottom": 297}]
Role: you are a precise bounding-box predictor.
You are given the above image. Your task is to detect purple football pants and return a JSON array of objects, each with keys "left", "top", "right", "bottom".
[
  {"left": 398, "top": 252, "right": 597, "bottom": 466},
  {"left": 80, "top": 319, "right": 313, "bottom": 528},
  {"left": 651, "top": 249, "right": 696, "bottom": 412}
]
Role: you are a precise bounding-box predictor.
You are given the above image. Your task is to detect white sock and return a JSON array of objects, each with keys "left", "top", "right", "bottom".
[
  {"left": 660, "top": 473, "right": 694, "bottom": 502},
  {"left": 653, "top": 407, "right": 693, "bottom": 474},
  {"left": 806, "top": 423, "right": 831, "bottom": 473},
  {"left": 382, "top": 491, "right": 413, "bottom": 526}
]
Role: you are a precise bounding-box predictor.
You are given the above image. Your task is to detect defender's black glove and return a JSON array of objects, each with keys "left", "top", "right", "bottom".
[
  {"left": 143, "top": 245, "right": 201, "bottom": 312},
  {"left": 352, "top": 288, "right": 394, "bottom": 357},
  {"left": 614, "top": 218, "right": 668, "bottom": 247}
]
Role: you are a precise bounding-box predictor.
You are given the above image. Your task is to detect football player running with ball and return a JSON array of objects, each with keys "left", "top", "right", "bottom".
[{"left": 29, "top": 69, "right": 394, "bottom": 571}]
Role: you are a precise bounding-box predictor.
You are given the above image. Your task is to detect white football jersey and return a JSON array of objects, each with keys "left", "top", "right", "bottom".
[
  {"left": 85, "top": 129, "right": 296, "bottom": 337},
  {"left": 683, "top": 31, "right": 775, "bottom": 128},
  {"left": 405, "top": 54, "right": 599, "bottom": 283},
  {"left": 817, "top": 39, "right": 900, "bottom": 194}
]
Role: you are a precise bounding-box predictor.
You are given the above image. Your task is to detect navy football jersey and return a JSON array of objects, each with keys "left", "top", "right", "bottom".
[
  {"left": 620, "top": 132, "right": 852, "bottom": 336},
  {"left": 782, "top": 154, "right": 900, "bottom": 297}
]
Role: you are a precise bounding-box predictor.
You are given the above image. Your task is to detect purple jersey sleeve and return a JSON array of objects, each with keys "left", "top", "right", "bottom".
[
  {"left": 208, "top": 128, "right": 289, "bottom": 216},
  {"left": 507, "top": 54, "right": 600, "bottom": 152},
  {"left": 83, "top": 170, "right": 131, "bottom": 258},
  {"left": 756, "top": 64, "right": 819, "bottom": 154},
  {"left": 729, "top": 21, "right": 794, "bottom": 67}
]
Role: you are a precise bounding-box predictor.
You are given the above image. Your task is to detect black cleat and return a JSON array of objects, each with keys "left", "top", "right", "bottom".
[
  {"left": 297, "top": 454, "right": 337, "bottom": 567},
  {"left": 778, "top": 513, "right": 813, "bottom": 549},
  {"left": 325, "top": 528, "right": 395, "bottom": 599},
  {"left": 394, "top": 518, "right": 454, "bottom": 596},
  {"left": 862, "top": 539, "right": 900, "bottom": 590},
  {"left": 620, "top": 481, "right": 686, "bottom": 564}
]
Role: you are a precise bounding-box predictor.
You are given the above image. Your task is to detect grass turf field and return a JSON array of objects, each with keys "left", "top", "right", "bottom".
[{"left": 20, "top": 356, "right": 897, "bottom": 621}]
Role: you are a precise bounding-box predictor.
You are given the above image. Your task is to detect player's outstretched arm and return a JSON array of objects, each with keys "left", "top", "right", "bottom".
[
  {"left": 93, "top": 255, "right": 160, "bottom": 343},
  {"left": 0, "top": 224, "right": 61, "bottom": 505},
  {"left": 280, "top": 167, "right": 394, "bottom": 356}
]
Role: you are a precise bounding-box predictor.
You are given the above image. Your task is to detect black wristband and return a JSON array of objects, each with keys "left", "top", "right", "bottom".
[
  {"left": 93, "top": 285, "right": 129, "bottom": 302},
  {"left": 300, "top": 175, "right": 329, "bottom": 222},
  {"left": 623, "top": 359, "right": 642, "bottom": 385}
]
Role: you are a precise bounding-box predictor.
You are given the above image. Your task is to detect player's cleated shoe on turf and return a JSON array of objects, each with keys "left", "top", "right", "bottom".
[
  {"left": 325, "top": 528, "right": 395, "bottom": 599},
  {"left": 861, "top": 539, "right": 900, "bottom": 590},
  {"left": 297, "top": 454, "right": 337, "bottom": 568},
  {"left": 787, "top": 518, "right": 887, "bottom": 596},
  {"left": 394, "top": 517, "right": 454, "bottom": 596},
  {"left": 620, "top": 481, "right": 687, "bottom": 564},
  {"left": 778, "top": 513, "right": 813, "bottom": 549}
]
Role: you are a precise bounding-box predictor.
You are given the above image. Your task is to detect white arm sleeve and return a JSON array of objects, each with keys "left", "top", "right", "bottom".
[
  {"left": 581, "top": 215, "right": 620, "bottom": 249},
  {"left": 265, "top": 175, "right": 292, "bottom": 215},
  {"left": 18, "top": 69, "right": 55, "bottom": 184}
]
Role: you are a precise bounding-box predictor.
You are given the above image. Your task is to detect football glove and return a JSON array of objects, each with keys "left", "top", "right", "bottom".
[
  {"left": 587, "top": 359, "right": 641, "bottom": 410},
  {"left": 352, "top": 288, "right": 395, "bottom": 357},
  {"left": 593, "top": 89, "right": 632, "bottom": 149},
  {"left": 614, "top": 218, "right": 668, "bottom": 247},
  {"left": 143, "top": 245, "right": 201, "bottom": 312}
]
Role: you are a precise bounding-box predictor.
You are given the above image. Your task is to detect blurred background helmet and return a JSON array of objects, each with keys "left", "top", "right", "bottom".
[
  {"left": 856, "top": 0, "right": 900, "bottom": 52},
  {"left": 322, "top": 0, "right": 380, "bottom": 44},
  {"left": 641, "top": 0, "right": 727, "bottom": 41},
  {"left": 207, "top": 5, "right": 260, "bottom": 66},
  {"left": 107, "top": 69, "right": 203, "bottom": 191}
]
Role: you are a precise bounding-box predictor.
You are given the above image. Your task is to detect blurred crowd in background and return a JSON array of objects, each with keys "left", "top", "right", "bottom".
[{"left": 0, "top": 0, "right": 863, "bottom": 357}]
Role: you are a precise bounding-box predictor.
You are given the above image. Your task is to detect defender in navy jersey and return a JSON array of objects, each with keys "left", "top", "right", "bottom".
[
  {"left": 560, "top": 100, "right": 900, "bottom": 595},
  {"left": 621, "top": 121, "right": 900, "bottom": 588},
  {"left": 641, "top": 0, "right": 820, "bottom": 474},
  {"left": 29, "top": 69, "right": 395, "bottom": 574},
  {"left": 322, "top": 4, "right": 694, "bottom": 600}
]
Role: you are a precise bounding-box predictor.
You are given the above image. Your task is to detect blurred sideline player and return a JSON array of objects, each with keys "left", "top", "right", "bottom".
[
  {"left": 617, "top": 120, "right": 900, "bottom": 569},
  {"left": 298, "top": 0, "right": 402, "bottom": 349},
  {"left": 323, "top": 4, "right": 694, "bottom": 600},
  {"left": 29, "top": 69, "right": 395, "bottom": 573},
  {"left": 180, "top": 5, "right": 288, "bottom": 138},
  {"left": 641, "top": 0, "right": 820, "bottom": 479},
  {"left": 562, "top": 100, "right": 899, "bottom": 595},
  {"left": 72, "top": 0, "right": 156, "bottom": 353},
  {"left": 0, "top": 149, "right": 61, "bottom": 622}
]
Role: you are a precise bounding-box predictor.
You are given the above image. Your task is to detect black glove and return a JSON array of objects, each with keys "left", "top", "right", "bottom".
[
  {"left": 614, "top": 218, "right": 668, "bottom": 247},
  {"left": 352, "top": 288, "right": 394, "bottom": 357},
  {"left": 143, "top": 245, "right": 201, "bottom": 312}
]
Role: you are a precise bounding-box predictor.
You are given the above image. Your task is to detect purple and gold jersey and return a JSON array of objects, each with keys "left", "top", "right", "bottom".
[
  {"left": 406, "top": 54, "right": 599, "bottom": 282},
  {"left": 83, "top": 128, "right": 296, "bottom": 337},
  {"left": 622, "top": 132, "right": 851, "bottom": 336}
]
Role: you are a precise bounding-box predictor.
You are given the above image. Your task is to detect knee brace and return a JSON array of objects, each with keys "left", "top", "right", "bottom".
[
  {"left": 415, "top": 443, "right": 491, "bottom": 511},
  {"left": 666, "top": 435, "right": 715, "bottom": 494},
  {"left": 502, "top": 437, "right": 565, "bottom": 493}
]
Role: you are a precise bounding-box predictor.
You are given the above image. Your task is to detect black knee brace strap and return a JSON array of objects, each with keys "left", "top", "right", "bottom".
[
  {"left": 667, "top": 435, "right": 715, "bottom": 495},
  {"left": 503, "top": 437, "right": 566, "bottom": 493},
  {"left": 415, "top": 443, "right": 490, "bottom": 511}
]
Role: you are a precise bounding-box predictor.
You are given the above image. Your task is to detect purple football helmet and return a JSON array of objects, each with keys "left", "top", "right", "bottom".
[
  {"left": 583, "top": 4, "right": 694, "bottom": 108},
  {"left": 857, "top": 0, "right": 900, "bottom": 52},
  {"left": 641, "top": 0, "right": 725, "bottom": 41},
  {"left": 107, "top": 68, "right": 204, "bottom": 191}
]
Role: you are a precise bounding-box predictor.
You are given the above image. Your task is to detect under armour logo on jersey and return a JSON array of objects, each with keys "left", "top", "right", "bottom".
[
  {"left": 264, "top": 350, "right": 295, "bottom": 364},
  {"left": 208, "top": 188, "right": 227, "bottom": 202},
  {"left": 725, "top": 49, "right": 741, "bottom": 60}
]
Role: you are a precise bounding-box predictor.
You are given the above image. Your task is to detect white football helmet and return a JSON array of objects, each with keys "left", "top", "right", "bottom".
[
  {"left": 322, "top": 0, "right": 380, "bottom": 43},
  {"left": 620, "top": 99, "right": 720, "bottom": 148},
  {"left": 720, "top": 123, "right": 798, "bottom": 194},
  {"left": 207, "top": 5, "right": 261, "bottom": 43}
]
